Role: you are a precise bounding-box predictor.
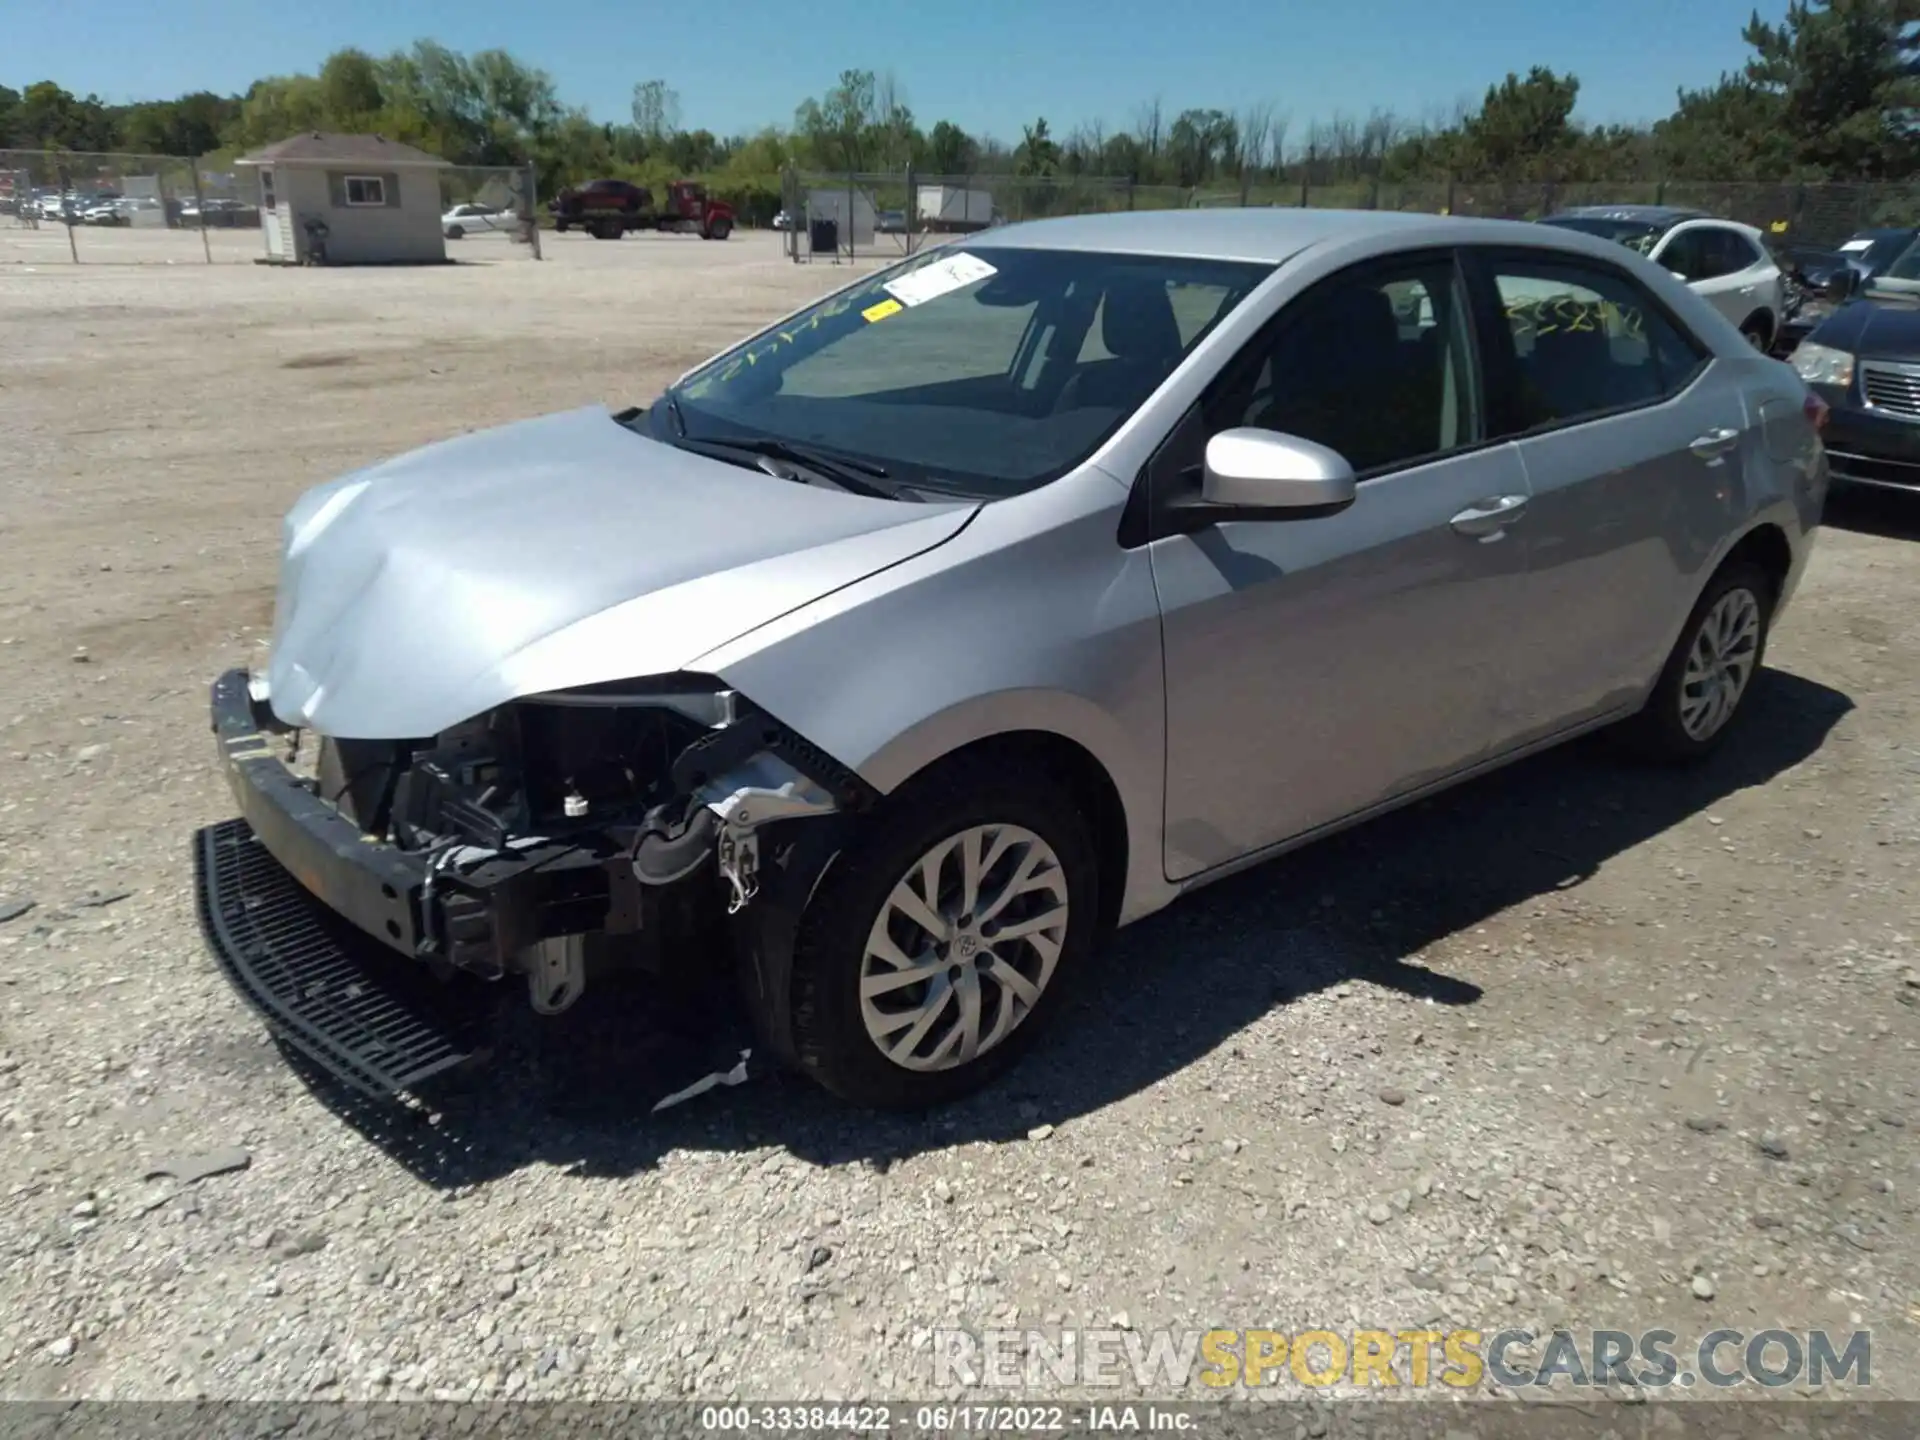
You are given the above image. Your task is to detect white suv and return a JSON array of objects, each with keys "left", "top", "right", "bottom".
[{"left": 1542, "top": 206, "right": 1785, "bottom": 352}]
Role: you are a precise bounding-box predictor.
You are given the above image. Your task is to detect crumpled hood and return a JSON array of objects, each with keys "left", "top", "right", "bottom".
[{"left": 265, "top": 405, "right": 975, "bottom": 738}]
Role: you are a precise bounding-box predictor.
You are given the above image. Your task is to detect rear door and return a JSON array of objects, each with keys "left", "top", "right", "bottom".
[{"left": 1462, "top": 246, "right": 1746, "bottom": 742}]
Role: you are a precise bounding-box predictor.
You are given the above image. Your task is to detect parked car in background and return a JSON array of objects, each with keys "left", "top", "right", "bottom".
[
  {"left": 1835, "top": 227, "right": 1918, "bottom": 278},
  {"left": 197, "top": 209, "right": 1822, "bottom": 1109},
  {"left": 773, "top": 208, "right": 804, "bottom": 231},
  {"left": 181, "top": 197, "right": 260, "bottom": 228},
  {"left": 442, "top": 202, "right": 514, "bottom": 239},
  {"left": 1794, "top": 238, "right": 1920, "bottom": 496},
  {"left": 1777, "top": 226, "right": 1919, "bottom": 353},
  {"left": 876, "top": 209, "right": 907, "bottom": 235},
  {"left": 1539, "top": 206, "right": 1785, "bottom": 350}
]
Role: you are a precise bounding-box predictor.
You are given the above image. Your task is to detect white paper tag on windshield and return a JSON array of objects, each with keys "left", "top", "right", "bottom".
[
  {"left": 883, "top": 251, "right": 997, "bottom": 307},
  {"left": 1838, "top": 239, "right": 1874, "bottom": 253}
]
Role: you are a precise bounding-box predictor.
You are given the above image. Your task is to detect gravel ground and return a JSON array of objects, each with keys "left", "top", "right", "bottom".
[{"left": 1, "top": 227, "right": 1917, "bottom": 1405}]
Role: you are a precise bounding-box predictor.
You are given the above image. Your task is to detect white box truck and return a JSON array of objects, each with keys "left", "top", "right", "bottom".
[{"left": 916, "top": 184, "right": 996, "bottom": 233}]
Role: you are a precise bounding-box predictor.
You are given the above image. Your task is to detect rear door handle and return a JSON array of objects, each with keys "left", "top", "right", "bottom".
[
  {"left": 1690, "top": 427, "right": 1740, "bottom": 462},
  {"left": 1449, "top": 494, "right": 1528, "bottom": 539}
]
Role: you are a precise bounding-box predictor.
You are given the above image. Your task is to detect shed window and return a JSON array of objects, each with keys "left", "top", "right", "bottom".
[{"left": 343, "top": 176, "right": 386, "bottom": 207}]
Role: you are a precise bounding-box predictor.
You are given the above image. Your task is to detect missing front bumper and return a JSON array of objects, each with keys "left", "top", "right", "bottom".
[
  {"left": 199, "top": 665, "right": 870, "bottom": 1093},
  {"left": 193, "top": 818, "right": 486, "bottom": 1095}
]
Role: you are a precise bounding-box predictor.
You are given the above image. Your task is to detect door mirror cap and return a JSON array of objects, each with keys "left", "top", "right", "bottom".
[
  {"left": 1823, "top": 267, "right": 1859, "bottom": 301},
  {"left": 1202, "top": 428, "right": 1358, "bottom": 512},
  {"left": 1668, "top": 268, "right": 1690, "bottom": 282}
]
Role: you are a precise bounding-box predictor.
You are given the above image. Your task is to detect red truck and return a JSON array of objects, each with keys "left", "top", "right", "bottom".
[{"left": 549, "top": 178, "right": 735, "bottom": 240}]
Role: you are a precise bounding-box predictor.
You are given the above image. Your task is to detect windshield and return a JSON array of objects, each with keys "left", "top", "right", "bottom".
[
  {"left": 1539, "top": 215, "right": 1669, "bottom": 255},
  {"left": 662, "top": 245, "right": 1272, "bottom": 498},
  {"left": 1881, "top": 236, "right": 1920, "bottom": 283}
]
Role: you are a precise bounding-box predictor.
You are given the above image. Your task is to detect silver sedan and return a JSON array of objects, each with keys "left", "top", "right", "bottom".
[{"left": 202, "top": 208, "right": 1827, "bottom": 1108}]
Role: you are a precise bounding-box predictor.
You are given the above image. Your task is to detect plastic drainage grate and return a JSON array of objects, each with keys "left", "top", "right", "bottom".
[{"left": 193, "top": 819, "right": 479, "bottom": 1096}]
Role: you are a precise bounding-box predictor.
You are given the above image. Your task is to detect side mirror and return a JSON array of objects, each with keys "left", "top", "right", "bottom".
[
  {"left": 1823, "top": 267, "right": 1859, "bottom": 301},
  {"left": 1668, "top": 268, "right": 1691, "bottom": 283},
  {"left": 1201, "top": 428, "right": 1358, "bottom": 512}
]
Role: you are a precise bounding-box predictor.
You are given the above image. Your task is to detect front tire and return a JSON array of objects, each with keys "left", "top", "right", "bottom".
[
  {"left": 445, "top": 224, "right": 464, "bottom": 239},
  {"left": 1619, "top": 560, "right": 1774, "bottom": 762},
  {"left": 782, "top": 758, "right": 1099, "bottom": 1108}
]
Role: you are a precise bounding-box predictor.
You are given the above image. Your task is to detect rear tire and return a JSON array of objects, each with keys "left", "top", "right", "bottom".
[
  {"left": 707, "top": 217, "right": 733, "bottom": 241},
  {"left": 445, "top": 225, "right": 464, "bottom": 240},
  {"left": 777, "top": 757, "right": 1100, "bottom": 1109},
  {"left": 1616, "top": 560, "right": 1774, "bottom": 762},
  {"left": 1740, "top": 314, "right": 1774, "bottom": 352}
]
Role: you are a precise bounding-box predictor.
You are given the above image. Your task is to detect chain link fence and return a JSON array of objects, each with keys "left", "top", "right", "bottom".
[
  {"left": 777, "top": 166, "right": 1920, "bottom": 263},
  {"left": 0, "top": 149, "right": 540, "bottom": 263},
  {"left": 0, "top": 148, "right": 215, "bottom": 262},
  {"left": 436, "top": 164, "right": 543, "bottom": 258},
  {"left": 7, "top": 148, "right": 1911, "bottom": 265}
]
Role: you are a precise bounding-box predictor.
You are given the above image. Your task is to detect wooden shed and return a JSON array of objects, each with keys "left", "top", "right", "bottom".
[{"left": 236, "top": 133, "right": 451, "bottom": 265}]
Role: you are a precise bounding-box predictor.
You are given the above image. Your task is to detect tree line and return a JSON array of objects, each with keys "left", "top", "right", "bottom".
[{"left": 2, "top": 0, "right": 1913, "bottom": 218}]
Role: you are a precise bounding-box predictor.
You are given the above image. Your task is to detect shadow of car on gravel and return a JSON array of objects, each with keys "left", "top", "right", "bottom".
[{"left": 283, "top": 666, "right": 1852, "bottom": 1187}]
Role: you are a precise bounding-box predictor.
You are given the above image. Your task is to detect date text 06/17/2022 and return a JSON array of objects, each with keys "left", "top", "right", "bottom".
[{"left": 697, "top": 1404, "right": 1197, "bottom": 1432}]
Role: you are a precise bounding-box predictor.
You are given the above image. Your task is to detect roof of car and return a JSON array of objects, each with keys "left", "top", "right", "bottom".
[{"left": 962, "top": 206, "right": 1647, "bottom": 265}]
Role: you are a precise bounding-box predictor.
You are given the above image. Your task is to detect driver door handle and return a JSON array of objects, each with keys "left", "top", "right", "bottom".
[
  {"left": 1450, "top": 494, "right": 1528, "bottom": 539},
  {"left": 1690, "top": 427, "right": 1740, "bottom": 462}
]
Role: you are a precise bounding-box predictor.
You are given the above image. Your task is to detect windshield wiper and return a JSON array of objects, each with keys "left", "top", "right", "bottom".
[
  {"left": 675, "top": 434, "right": 905, "bottom": 500},
  {"left": 661, "top": 390, "right": 688, "bottom": 436}
]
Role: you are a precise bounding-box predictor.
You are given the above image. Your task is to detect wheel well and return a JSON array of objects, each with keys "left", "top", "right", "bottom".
[
  {"left": 1739, "top": 308, "right": 1775, "bottom": 342},
  {"left": 1721, "top": 522, "right": 1792, "bottom": 603},
  {"left": 893, "top": 731, "right": 1129, "bottom": 937}
]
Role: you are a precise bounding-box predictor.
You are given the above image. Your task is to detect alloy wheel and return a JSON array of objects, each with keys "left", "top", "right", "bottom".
[
  {"left": 1679, "top": 586, "right": 1761, "bottom": 741},
  {"left": 858, "top": 824, "right": 1070, "bottom": 1072}
]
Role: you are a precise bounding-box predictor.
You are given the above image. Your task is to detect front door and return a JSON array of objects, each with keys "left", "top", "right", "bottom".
[
  {"left": 1654, "top": 224, "right": 1753, "bottom": 329},
  {"left": 1152, "top": 251, "right": 1535, "bottom": 880},
  {"left": 1462, "top": 247, "right": 1750, "bottom": 741},
  {"left": 260, "top": 166, "right": 285, "bottom": 260}
]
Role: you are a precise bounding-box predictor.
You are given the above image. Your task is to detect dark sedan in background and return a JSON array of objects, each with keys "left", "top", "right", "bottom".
[{"left": 1793, "top": 238, "right": 1920, "bottom": 495}]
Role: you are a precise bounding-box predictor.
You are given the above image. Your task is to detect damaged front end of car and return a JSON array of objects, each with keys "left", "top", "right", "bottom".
[{"left": 195, "top": 666, "right": 874, "bottom": 1097}]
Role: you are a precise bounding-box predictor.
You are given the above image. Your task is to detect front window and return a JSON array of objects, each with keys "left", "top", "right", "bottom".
[
  {"left": 665, "top": 245, "right": 1271, "bottom": 497},
  {"left": 1539, "top": 215, "right": 1670, "bottom": 256}
]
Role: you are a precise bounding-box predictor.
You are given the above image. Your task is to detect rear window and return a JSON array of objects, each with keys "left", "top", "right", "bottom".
[{"left": 1540, "top": 215, "right": 1670, "bottom": 255}]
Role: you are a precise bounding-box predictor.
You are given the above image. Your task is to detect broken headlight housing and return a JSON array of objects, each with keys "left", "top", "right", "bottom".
[{"left": 512, "top": 674, "right": 741, "bottom": 828}]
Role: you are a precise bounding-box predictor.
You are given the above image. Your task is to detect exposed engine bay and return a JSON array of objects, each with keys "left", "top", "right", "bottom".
[{"left": 222, "top": 668, "right": 875, "bottom": 1023}]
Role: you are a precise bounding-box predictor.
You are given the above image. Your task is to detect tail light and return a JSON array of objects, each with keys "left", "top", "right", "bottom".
[{"left": 1804, "top": 390, "right": 1830, "bottom": 433}]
